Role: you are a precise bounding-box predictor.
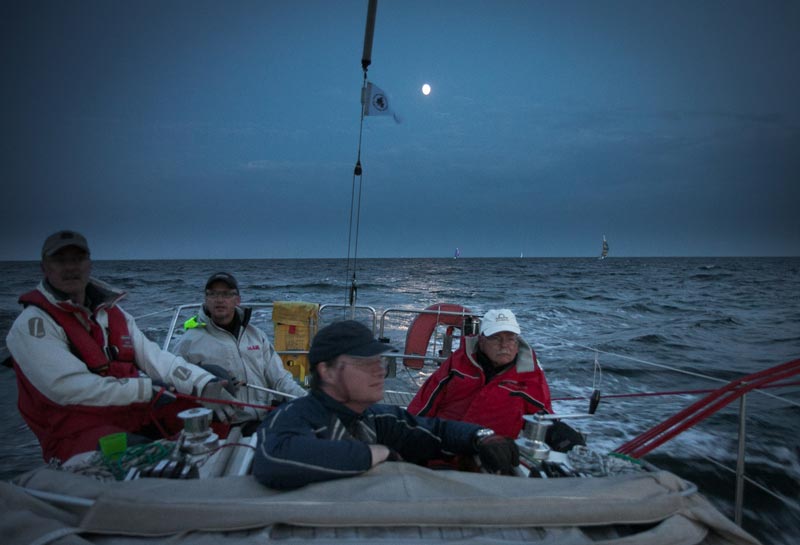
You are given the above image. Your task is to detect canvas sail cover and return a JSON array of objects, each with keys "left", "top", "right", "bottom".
[{"left": 3, "top": 463, "right": 761, "bottom": 545}]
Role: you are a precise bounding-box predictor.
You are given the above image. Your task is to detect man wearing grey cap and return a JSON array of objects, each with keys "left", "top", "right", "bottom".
[
  {"left": 253, "top": 320, "right": 520, "bottom": 490},
  {"left": 5, "top": 230, "right": 238, "bottom": 463},
  {"left": 175, "top": 271, "right": 306, "bottom": 432}
]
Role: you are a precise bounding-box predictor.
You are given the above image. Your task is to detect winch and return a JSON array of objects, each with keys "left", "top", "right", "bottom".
[
  {"left": 176, "top": 407, "right": 220, "bottom": 455},
  {"left": 515, "top": 413, "right": 645, "bottom": 478},
  {"left": 516, "top": 413, "right": 553, "bottom": 462}
]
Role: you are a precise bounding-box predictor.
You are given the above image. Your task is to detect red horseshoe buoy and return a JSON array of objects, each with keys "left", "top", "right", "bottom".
[{"left": 403, "top": 303, "right": 473, "bottom": 370}]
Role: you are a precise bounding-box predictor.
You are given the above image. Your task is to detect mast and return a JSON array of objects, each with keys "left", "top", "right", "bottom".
[{"left": 361, "top": 0, "right": 377, "bottom": 71}]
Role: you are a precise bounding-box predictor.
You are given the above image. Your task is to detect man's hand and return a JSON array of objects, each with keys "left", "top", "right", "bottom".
[
  {"left": 368, "top": 444, "right": 403, "bottom": 467},
  {"left": 368, "top": 444, "right": 390, "bottom": 467},
  {"left": 475, "top": 434, "right": 520, "bottom": 475},
  {"left": 200, "top": 380, "right": 238, "bottom": 423},
  {"left": 150, "top": 379, "right": 177, "bottom": 407},
  {"left": 200, "top": 364, "right": 240, "bottom": 396}
]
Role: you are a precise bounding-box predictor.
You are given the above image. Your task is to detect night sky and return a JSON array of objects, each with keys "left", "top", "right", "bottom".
[{"left": 3, "top": 0, "right": 798, "bottom": 259}]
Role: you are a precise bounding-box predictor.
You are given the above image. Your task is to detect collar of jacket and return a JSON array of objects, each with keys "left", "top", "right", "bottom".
[
  {"left": 311, "top": 389, "right": 366, "bottom": 426},
  {"left": 185, "top": 305, "right": 252, "bottom": 332},
  {"left": 40, "top": 278, "right": 125, "bottom": 312}
]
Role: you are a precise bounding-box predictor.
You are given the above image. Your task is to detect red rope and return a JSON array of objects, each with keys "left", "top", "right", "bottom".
[
  {"left": 614, "top": 358, "right": 800, "bottom": 458},
  {"left": 619, "top": 360, "right": 800, "bottom": 456},
  {"left": 145, "top": 387, "right": 278, "bottom": 440},
  {"left": 147, "top": 387, "right": 173, "bottom": 438}
]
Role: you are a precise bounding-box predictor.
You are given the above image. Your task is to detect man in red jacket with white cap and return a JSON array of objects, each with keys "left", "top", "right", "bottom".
[{"left": 408, "top": 308, "right": 553, "bottom": 439}]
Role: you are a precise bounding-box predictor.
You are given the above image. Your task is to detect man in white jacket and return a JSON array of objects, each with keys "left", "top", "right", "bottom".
[
  {"left": 175, "top": 272, "right": 306, "bottom": 433},
  {"left": 6, "top": 230, "right": 237, "bottom": 462}
]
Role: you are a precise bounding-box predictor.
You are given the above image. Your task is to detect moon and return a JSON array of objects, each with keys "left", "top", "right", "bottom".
[{"left": 421, "top": 83, "right": 431, "bottom": 96}]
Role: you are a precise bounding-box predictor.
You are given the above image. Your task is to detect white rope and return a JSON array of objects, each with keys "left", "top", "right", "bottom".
[{"left": 592, "top": 351, "right": 602, "bottom": 391}]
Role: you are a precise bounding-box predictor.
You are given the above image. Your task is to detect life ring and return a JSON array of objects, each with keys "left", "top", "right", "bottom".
[{"left": 403, "top": 303, "right": 474, "bottom": 370}]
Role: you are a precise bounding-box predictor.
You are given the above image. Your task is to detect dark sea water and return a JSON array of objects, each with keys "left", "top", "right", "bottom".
[{"left": 1, "top": 257, "right": 798, "bottom": 543}]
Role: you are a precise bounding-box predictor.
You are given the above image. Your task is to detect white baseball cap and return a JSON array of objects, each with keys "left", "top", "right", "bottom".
[{"left": 480, "top": 309, "right": 521, "bottom": 337}]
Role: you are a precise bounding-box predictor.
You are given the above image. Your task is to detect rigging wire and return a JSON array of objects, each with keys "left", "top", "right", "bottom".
[
  {"left": 344, "top": 0, "right": 378, "bottom": 317},
  {"left": 345, "top": 92, "right": 366, "bottom": 315},
  {"left": 697, "top": 453, "right": 800, "bottom": 511},
  {"left": 533, "top": 327, "right": 799, "bottom": 409},
  {"left": 344, "top": 80, "right": 367, "bottom": 315},
  {"left": 534, "top": 328, "right": 731, "bottom": 384}
]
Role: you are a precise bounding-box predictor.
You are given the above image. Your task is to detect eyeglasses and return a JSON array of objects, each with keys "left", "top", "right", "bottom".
[
  {"left": 46, "top": 254, "right": 90, "bottom": 265},
  {"left": 482, "top": 334, "right": 519, "bottom": 347},
  {"left": 341, "top": 357, "right": 389, "bottom": 372},
  {"left": 205, "top": 290, "right": 239, "bottom": 299}
]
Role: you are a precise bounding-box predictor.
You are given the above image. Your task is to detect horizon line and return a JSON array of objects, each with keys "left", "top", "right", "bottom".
[{"left": 1, "top": 255, "right": 799, "bottom": 263}]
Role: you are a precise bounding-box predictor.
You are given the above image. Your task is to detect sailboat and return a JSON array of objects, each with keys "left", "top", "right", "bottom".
[
  {"left": 599, "top": 235, "right": 609, "bottom": 260},
  {"left": 454, "top": 247, "right": 460, "bottom": 259},
  {"left": 0, "top": 4, "right": 776, "bottom": 544}
]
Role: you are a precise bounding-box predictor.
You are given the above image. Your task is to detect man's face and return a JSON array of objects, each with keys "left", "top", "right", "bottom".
[
  {"left": 478, "top": 331, "right": 519, "bottom": 367},
  {"left": 204, "top": 280, "right": 240, "bottom": 326},
  {"left": 323, "top": 354, "right": 387, "bottom": 411},
  {"left": 41, "top": 246, "right": 91, "bottom": 302}
]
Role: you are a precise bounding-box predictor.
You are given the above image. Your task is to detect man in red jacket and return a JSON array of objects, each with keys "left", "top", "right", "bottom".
[
  {"left": 407, "top": 309, "right": 553, "bottom": 439},
  {"left": 6, "top": 230, "right": 237, "bottom": 462}
]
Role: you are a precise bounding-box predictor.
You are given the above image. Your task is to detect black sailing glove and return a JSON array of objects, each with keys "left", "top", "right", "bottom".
[
  {"left": 545, "top": 420, "right": 586, "bottom": 453},
  {"left": 200, "top": 379, "right": 238, "bottom": 423},
  {"left": 150, "top": 379, "right": 177, "bottom": 408},
  {"left": 200, "top": 363, "right": 239, "bottom": 395},
  {"left": 386, "top": 448, "right": 403, "bottom": 462},
  {"left": 476, "top": 434, "right": 520, "bottom": 475}
]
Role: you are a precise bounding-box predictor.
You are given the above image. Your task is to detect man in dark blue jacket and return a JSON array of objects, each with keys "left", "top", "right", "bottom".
[{"left": 253, "top": 320, "right": 519, "bottom": 490}]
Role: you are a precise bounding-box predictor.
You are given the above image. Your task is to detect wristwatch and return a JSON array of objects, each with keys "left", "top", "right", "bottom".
[{"left": 473, "top": 428, "right": 495, "bottom": 448}]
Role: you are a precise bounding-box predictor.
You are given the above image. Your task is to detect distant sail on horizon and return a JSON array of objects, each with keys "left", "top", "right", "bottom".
[
  {"left": 600, "top": 235, "right": 609, "bottom": 259},
  {"left": 454, "top": 247, "right": 460, "bottom": 259}
]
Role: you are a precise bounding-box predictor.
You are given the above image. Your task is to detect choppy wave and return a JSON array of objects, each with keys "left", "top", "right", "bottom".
[
  {"left": 631, "top": 333, "right": 670, "bottom": 345},
  {"left": 689, "top": 272, "right": 737, "bottom": 281},
  {"left": 692, "top": 316, "right": 740, "bottom": 328}
]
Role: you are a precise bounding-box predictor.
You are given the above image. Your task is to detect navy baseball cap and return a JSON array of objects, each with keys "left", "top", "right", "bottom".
[
  {"left": 309, "top": 320, "right": 395, "bottom": 366},
  {"left": 205, "top": 272, "right": 239, "bottom": 291}
]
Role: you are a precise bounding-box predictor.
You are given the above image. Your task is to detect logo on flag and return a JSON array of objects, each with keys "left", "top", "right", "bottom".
[{"left": 371, "top": 90, "right": 389, "bottom": 113}]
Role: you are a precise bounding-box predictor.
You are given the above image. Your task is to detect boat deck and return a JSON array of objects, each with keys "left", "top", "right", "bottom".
[{"left": 382, "top": 389, "right": 414, "bottom": 407}]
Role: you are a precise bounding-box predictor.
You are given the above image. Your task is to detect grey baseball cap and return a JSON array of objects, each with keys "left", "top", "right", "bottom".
[{"left": 41, "top": 230, "right": 90, "bottom": 258}]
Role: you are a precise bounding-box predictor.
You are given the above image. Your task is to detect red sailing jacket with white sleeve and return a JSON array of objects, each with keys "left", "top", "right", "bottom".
[{"left": 6, "top": 279, "right": 216, "bottom": 462}]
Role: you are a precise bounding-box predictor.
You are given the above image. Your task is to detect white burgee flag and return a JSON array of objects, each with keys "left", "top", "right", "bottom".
[{"left": 362, "top": 82, "right": 401, "bottom": 123}]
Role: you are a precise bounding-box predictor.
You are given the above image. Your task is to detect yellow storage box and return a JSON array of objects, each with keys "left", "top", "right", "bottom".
[{"left": 272, "top": 302, "right": 319, "bottom": 385}]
